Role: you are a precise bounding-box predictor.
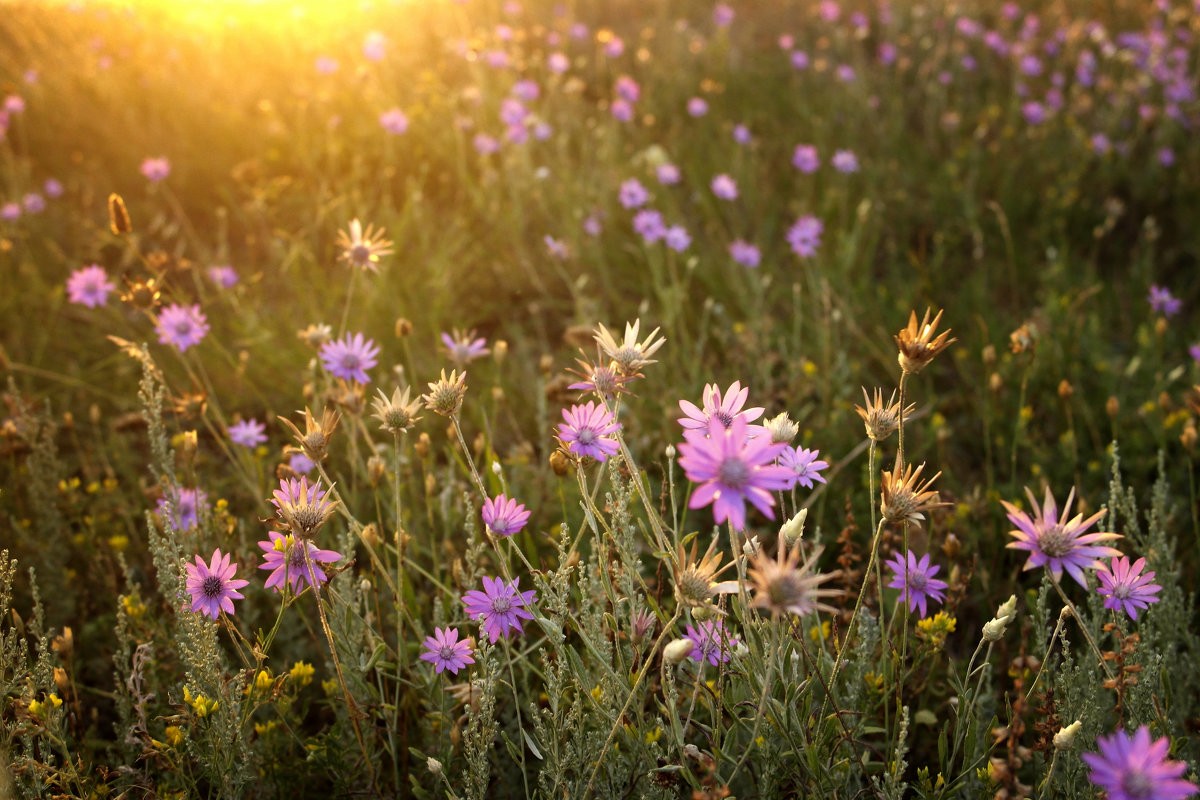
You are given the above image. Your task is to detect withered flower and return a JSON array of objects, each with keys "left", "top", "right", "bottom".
[
  {"left": 673, "top": 537, "right": 739, "bottom": 610},
  {"left": 880, "top": 456, "right": 947, "bottom": 527},
  {"left": 748, "top": 541, "right": 841, "bottom": 618},
  {"left": 854, "top": 387, "right": 915, "bottom": 442},
  {"left": 278, "top": 406, "right": 341, "bottom": 463},
  {"left": 895, "top": 308, "right": 956, "bottom": 374}
]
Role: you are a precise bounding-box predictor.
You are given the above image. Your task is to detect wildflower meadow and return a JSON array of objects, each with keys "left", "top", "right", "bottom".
[{"left": 3, "top": 0, "right": 1200, "bottom": 797}]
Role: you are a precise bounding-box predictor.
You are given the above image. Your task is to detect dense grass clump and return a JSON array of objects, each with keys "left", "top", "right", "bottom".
[{"left": 1, "top": 0, "right": 1199, "bottom": 797}]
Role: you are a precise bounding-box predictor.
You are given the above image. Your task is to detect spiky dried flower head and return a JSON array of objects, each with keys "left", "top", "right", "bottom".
[
  {"left": 855, "top": 387, "right": 915, "bottom": 442},
  {"left": 120, "top": 276, "right": 161, "bottom": 312},
  {"left": 765, "top": 412, "right": 799, "bottom": 444},
  {"left": 566, "top": 349, "right": 634, "bottom": 400},
  {"left": 372, "top": 386, "right": 423, "bottom": 434},
  {"left": 423, "top": 369, "right": 468, "bottom": 417},
  {"left": 880, "top": 456, "right": 948, "bottom": 527},
  {"left": 593, "top": 318, "right": 665, "bottom": 376},
  {"left": 297, "top": 323, "right": 333, "bottom": 349},
  {"left": 748, "top": 542, "right": 841, "bottom": 618},
  {"left": 895, "top": 308, "right": 956, "bottom": 374},
  {"left": 673, "top": 537, "right": 739, "bottom": 610},
  {"left": 108, "top": 193, "right": 131, "bottom": 235},
  {"left": 278, "top": 406, "right": 341, "bottom": 463},
  {"left": 337, "top": 219, "right": 394, "bottom": 273},
  {"left": 270, "top": 476, "right": 338, "bottom": 538}
]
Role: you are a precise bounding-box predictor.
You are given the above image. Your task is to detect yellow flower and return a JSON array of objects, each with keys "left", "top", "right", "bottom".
[
  {"left": 165, "top": 725, "right": 183, "bottom": 747},
  {"left": 251, "top": 669, "right": 273, "bottom": 694},
  {"left": 916, "top": 612, "right": 957, "bottom": 647},
  {"left": 289, "top": 661, "right": 315, "bottom": 687},
  {"left": 644, "top": 726, "right": 663, "bottom": 744},
  {"left": 183, "top": 686, "right": 218, "bottom": 718},
  {"left": 122, "top": 595, "right": 146, "bottom": 617}
]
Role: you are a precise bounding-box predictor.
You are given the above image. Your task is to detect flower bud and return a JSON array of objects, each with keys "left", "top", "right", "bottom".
[
  {"left": 780, "top": 509, "right": 807, "bottom": 545},
  {"left": 427, "top": 756, "right": 443, "bottom": 775},
  {"left": 663, "top": 638, "right": 694, "bottom": 666},
  {"left": 1053, "top": 720, "right": 1082, "bottom": 750},
  {"left": 982, "top": 595, "right": 1017, "bottom": 641}
]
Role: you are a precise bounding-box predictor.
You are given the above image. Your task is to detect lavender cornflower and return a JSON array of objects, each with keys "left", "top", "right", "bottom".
[
  {"left": 610, "top": 99, "right": 634, "bottom": 122},
  {"left": 664, "top": 225, "right": 691, "bottom": 252},
  {"left": 66, "top": 264, "right": 116, "bottom": 308},
  {"left": 185, "top": 549, "right": 248, "bottom": 620},
  {"left": 656, "top": 163, "right": 681, "bottom": 185},
  {"left": 158, "top": 487, "right": 206, "bottom": 530},
  {"left": 558, "top": 401, "right": 621, "bottom": 461},
  {"left": 732, "top": 124, "right": 751, "bottom": 144},
  {"left": 713, "top": 3, "right": 734, "bottom": 27},
  {"left": 792, "top": 144, "right": 819, "bottom": 173},
  {"left": 1022, "top": 101, "right": 1047, "bottom": 125},
  {"left": 1002, "top": 486, "right": 1122, "bottom": 587},
  {"left": 419, "top": 627, "right": 475, "bottom": 675},
  {"left": 258, "top": 531, "right": 342, "bottom": 593},
  {"left": 379, "top": 108, "right": 409, "bottom": 134},
  {"left": 633, "top": 209, "right": 666, "bottom": 243},
  {"left": 0, "top": 203, "right": 18, "bottom": 221},
  {"left": 140, "top": 157, "right": 170, "bottom": 182},
  {"left": 156, "top": 303, "right": 210, "bottom": 352},
  {"left": 791, "top": 50, "right": 810, "bottom": 69},
  {"left": 473, "top": 133, "right": 500, "bottom": 155},
  {"left": 547, "top": 52, "right": 569, "bottom": 73},
  {"left": 1148, "top": 285, "right": 1182, "bottom": 317},
  {"left": 1082, "top": 727, "right": 1198, "bottom": 800},
  {"left": 779, "top": 446, "right": 829, "bottom": 489},
  {"left": 685, "top": 619, "right": 739, "bottom": 666},
  {"left": 687, "top": 97, "right": 708, "bottom": 117},
  {"left": 320, "top": 332, "right": 380, "bottom": 384},
  {"left": 461, "top": 576, "right": 538, "bottom": 642},
  {"left": 678, "top": 380, "right": 765, "bottom": 432},
  {"left": 44, "top": 178, "right": 63, "bottom": 198},
  {"left": 206, "top": 265, "right": 238, "bottom": 288},
  {"left": 22, "top": 193, "right": 44, "bottom": 214},
  {"left": 619, "top": 178, "right": 649, "bottom": 209},
  {"left": 729, "top": 240, "right": 761, "bottom": 268},
  {"left": 831, "top": 149, "right": 859, "bottom": 173},
  {"left": 482, "top": 494, "right": 531, "bottom": 537},
  {"left": 441, "top": 329, "right": 490, "bottom": 367},
  {"left": 1095, "top": 556, "right": 1162, "bottom": 619},
  {"left": 885, "top": 551, "right": 949, "bottom": 618},
  {"left": 711, "top": 174, "right": 738, "bottom": 200},
  {"left": 677, "top": 416, "right": 793, "bottom": 530},
  {"left": 614, "top": 75, "right": 640, "bottom": 102},
  {"left": 787, "top": 214, "right": 823, "bottom": 258},
  {"left": 511, "top": 79, "right": 539, "bottom": 101},
  {"left": 544, "top": 235, "right": 569, "bottom": 258},
  {"left": 229, "top": 418, "right": 267, "bottom": 448}
]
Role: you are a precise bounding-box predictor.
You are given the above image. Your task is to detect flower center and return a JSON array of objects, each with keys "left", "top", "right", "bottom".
[
  {"left": 576, "top": 428, "right": 597, "bottom": 446},
  {"left": 1112, "top": 583, "right": 1132, "bottom": 600},
  {"left": 438, "top": 645, "right": 457, "bottom": 661},
  {"left": 1121, "top": 770, "right": 1153, "bottom": 799},
  {"left": 288, "top": 545, "right": 308, "bottom": 569},
  {"left": 351, "top": 244, "right": 370, "bottom": 263},
  {"left": 202, "top": 576, "right": 223, "bottom": 598},
  {"left": 909, "top": 572, "right": 928, "bottom": 590},
  {"left": 175, "top": 321, "right": 192, "bottom": 335},
  {"left": 491, "top": 597, "right": 512, "bottom": 614},
  {"left": 1038, "top": 526, "right": 1071, "bottom": 558},
  {"left": 341, "top": 354, "right": 361, "bottom": 370},
  {"left": 713, "top": 410, "right": 734, "bottom": 428},
  {"left": 717, "top": 457, "right": 750, "bottom": 489}
]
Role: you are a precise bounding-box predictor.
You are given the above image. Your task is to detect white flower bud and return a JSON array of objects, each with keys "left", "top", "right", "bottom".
[
  {"left": 491, "top": 461, "right": 502, "bottom": 475},
  {"left": 665, "top": 443, "right": 676, "bottom": 459},
  {"left": 742, "top": 535, "right": 761, "bottom": 558},
  {"left": 982, "top": 594, "right": 1018, "bottom": 641},
  {"left": 663, "top": 638, "right": 694, "bottom": 666},
  {"left": 1054, "top": 720, "right": 1082, "bottom": 751},
  {"left": 427, "top": 756, "right": 443, "bottom": 775},
  {"left": 780, "top": 509, "right": 808, "bottom": 545}
]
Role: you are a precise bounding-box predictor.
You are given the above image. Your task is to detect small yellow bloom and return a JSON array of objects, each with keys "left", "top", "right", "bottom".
[
  {"left": 645, "top": 726, "right": 663, "bottom": 744},
  {"left": 165, "top": 725, "right": 183, "bottom": 747},
  {"left": 254, "top": 669, "right": 273, "bottom": 693},
  {"left": 289, "top": 661, "right": 315, "bottom": 687},
  {"left": 108, "top": 535, "right": 129, "bottom": 551},
  {"left": 254, "top": 720, "right": 279, "bottom": 737},
  {"left": 321, "top": 679, "right": 339, "bottom": 697},
  {"left": 589, "top": 686, "right": 603, "bottom": 702},
  {"left": 916, "top": 612, "right": 957, "bottom": 647},
  {"left": 122, "top": 595, "right": 146, "bottom": 617},
  {"left": 184, "top": 686, "right": 218, "bottom": 718},
  {"left": 809, "top": 620, "right": 831, "bottom": 643}
]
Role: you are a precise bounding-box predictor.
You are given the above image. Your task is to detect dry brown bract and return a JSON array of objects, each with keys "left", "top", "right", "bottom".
[
  {"left": 880, "top": 457, "right": 948, "bottom": 527},
  {"left": 894, "top": 308, "right": 956, "bottom": 374},
  {"left": 747, "top": 542, "right": 841, "bottom": 618},
  {"left": 854, "top": 387, "right": 915, "bottom": 442},
  {"left": 674, "top": 538, "right": 739, "bottom": 610},
  {"left": 279, "top": 406, "right": 342, "bottom": 463}
]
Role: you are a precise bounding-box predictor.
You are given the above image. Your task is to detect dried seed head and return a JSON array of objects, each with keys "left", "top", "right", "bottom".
[
  {"left": 895, "top": 308, "right": 956, "bottom": 374},
  {"left": 120, "top": 276, "right": 161, "bottom": 312},
  {"left": 855, "top": 387, "right": 914, "bottom": 442},
  {"left": 765, "top": 411, "right": 799, "bottom": 444},
  {"left": 297, "top": 323, "right": 333, "bottom": 348},
  {"left": 673, "top": 538, "right": 738, "bottom": 609},
  {"left": 372, "top": 386, "right": 423, "bottom": 434},
  {"left": 747, "top": 542, "right": 841, "bottom": 618},
  {"left": 880, "top": 457, "right": 947, "bottom": 527},
  {"left": 423, "top": 369, "right": 467, "bottom": 417},
  {"left": 278, "top": 406, "right": 341, "bottom": 463}
]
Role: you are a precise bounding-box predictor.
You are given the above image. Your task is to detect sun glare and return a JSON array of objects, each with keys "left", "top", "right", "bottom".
[{"left": 86, "top": 0, "right": 379, "bottom": 32}]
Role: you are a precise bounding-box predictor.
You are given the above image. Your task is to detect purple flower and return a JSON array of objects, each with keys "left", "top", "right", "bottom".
[
  {"left": 633, "top": 209, "right": 666, "bottom": 243},
  {"left": 687, "top": 97, "right": 709, "bottom": 117},
  {"left": 66, "top": 264, "right": 115, "bottom": 308},
  {"left": 229, "top": 418, "right": 267, "bottom": 448},
  {"left": 482, "top": 494, "right": 531, "bottom": 537},
  {"left": 619, "top": 178, "right": 649, "bottom": 209},
  {"left": 604, "top": 37, "right": 624, "bottom": 58},
  {"left": 1148, "top": 285, "right": 1182, "bottom": 317},
  {"left": 320, "top": 332, "right": 380, "bottom": 383},
  {"left": 582, "top": 214, "right": 603, "bottom": 236},
  {"left": 792, "top": 144, "right": 819, "bottom": 173},
  {"left": 664, "top": 225, "right": 691, "bottom": 252},
  {"left": 711, "top": 174, "right": 738, "bottom": 200},
  {"left": 158, "top": 487, "right": 206, "bottom": 530},
  {"left": 1019, "top": 53, "right": 1043, "bottom": 76},
  {"left": 729, "top": 240, "right": 761, "bottom": 268},
  {"left": 258, "top": 531, "right": 342, "bottom": 593},
  {"left": 0, "top": 203, "right": 19, "bottom": 222},
  {"left": 22, "top": 193, "right": 44, "bottom": 214},
  {"left": 315, "top": 56, "right": 339, "bottom": 74},
  {"left": 547, "top": 52, "right": 569, "bottom": 74},
  {"left": 288, "top": 452, "right": 316, "bottom": 475},
  {"left": 1158, "top": 147, "right": 1176, "bottom": 167},
  {"left": 732, "top": 124, "right": 751, "bottom": 145},
  {"left": 156, "top": 304, "right": 210, "bottom": 352},
  {"left": 678, "top": 380, "right": 765, "bottom": 432},
  {"left": 885, "top": 551, "right": 948, "bottom": 618},
  {"left": 43, "top": 178, "right": 63, "bottom": 198},
  {"left": 713, "top": 3, "right": 734, "bottom": 27},
  {"left": 1002, "top": 486, "right": 1122, "bottom": 587},
  {"left": 1022, "top": 101, "right": 1047, "bottom": 125},
  {"left": 558, "top": 401, "right": 621, "bottom": 461},
  {"left": 656, "top": 163, "right": 681, "bottom": 185},
  {"left": 206, "top": 265, "right": 238, "bottom": 288},
  {"left": 779, "top": 446, "right": 828, "bottom": 489},
  {"left": 778, "top": 34, "right": 794, "bottom": 50},
  {"left": 791, "top": 50, "right": 810, "bottom": 69},
  {"left": 441, "top": 329, "right": 489, "bottom": 367},
  {"left": 685, "top": 619, "right": 739, "bottom": 666},
  {"left": 1091, "top": 133, "right": 1112, "bottom": 155},
  {"left": 473, "top": 133, "right": 499, "bottom": 155},
  {"left": 363, "top": 31, "right": 386, "bottom": 62},
  {"left": 610, "top": 99, "right": 634, "bottom": 122},
  {"left": 3, "top": 94, "right": 25, "bottom": 114},
  {"left": 270, "top": 476, "right": 337, "bottom": 536},
  {"left": 511, "top": 79, "right": 539, "bottom": 102},
  {"left": 831, "top": 150, "right": 859, "bottom": 173},
  {"left": 461, "top": 576, "right": 537, "bottom": 642},
  {"left": 836, "top": 64, "right": 856, "bottom": 82},
  {"left": 185, "top": 548, "right": 248, "bottom": 620},
  {"left": 614, "top": 75, "right": 640, "bottom": 103},
  {"left": 787, "top": 215, "right": 824, "bottom": 258},
  {"left": 1190, "top": 344, "right": 1200, "bottom": 364},
  {"left": 379, "top": 108, "right": 409, "bottom": 135},
  {"left": 1095, "top": 556, "right": 1162, "bottom": 619},
  {"left": 419, "top": 627, "right": 475, "bottom": 674},
  {"left": 499, "top": 98, "right": 527, "bottom": 127},
  {"left": 545, "top": 235, "right": 569, "bottom": 259},
  {"left": 1082, "top": 727, "right": 1198, "bottom": 800},
  {"left": 677, "top": 416, "right": 793, "bottom": 530},
  {"left": 140, "top": 157, "right": 171, "bottom": 182}
]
